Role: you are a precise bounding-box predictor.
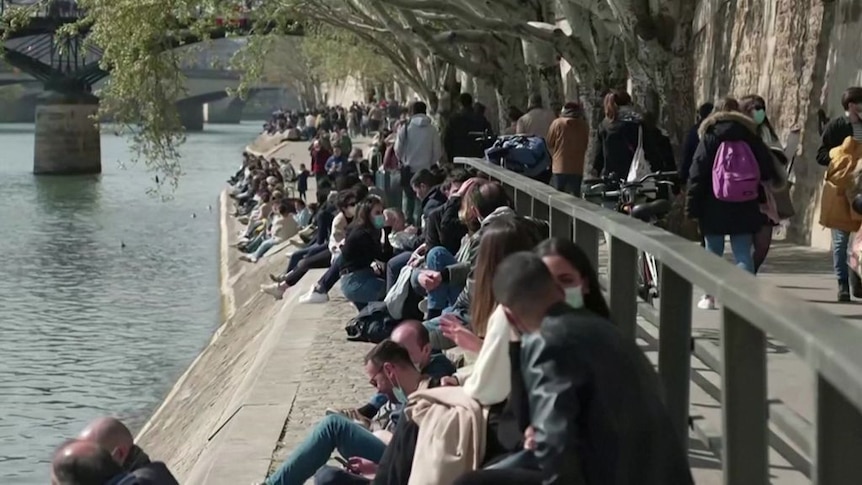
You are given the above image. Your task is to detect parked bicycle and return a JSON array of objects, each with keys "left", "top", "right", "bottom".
[{"left": 583, "top": 171, "right": 679, "bottom": 304}]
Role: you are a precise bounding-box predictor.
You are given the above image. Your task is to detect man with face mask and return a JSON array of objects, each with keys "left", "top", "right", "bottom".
[
  {"left": 263, "top": 340, "right": 439, "bottom": 485},
  {"left": 465, "top": 252, "right": 693, "bottom": 485},
  {"left": 327, "top": 320, "right": 456, "bottom": 426}
]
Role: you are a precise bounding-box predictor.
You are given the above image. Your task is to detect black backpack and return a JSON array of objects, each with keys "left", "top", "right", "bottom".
[{"left": 345, "top": 302, "right": 399, "bottom": 343}]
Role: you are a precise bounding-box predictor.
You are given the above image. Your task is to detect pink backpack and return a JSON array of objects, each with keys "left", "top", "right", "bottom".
[{"left": 712, "top": 140, "right": 761, "bottom": 202}]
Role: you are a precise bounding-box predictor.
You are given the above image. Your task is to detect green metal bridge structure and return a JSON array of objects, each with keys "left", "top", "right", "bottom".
[{"left": 0, "top": 0, "right": 302, "bottom": 174}]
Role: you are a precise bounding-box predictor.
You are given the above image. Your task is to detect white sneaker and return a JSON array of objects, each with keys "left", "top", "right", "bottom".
[
  {"left": 697, "top": 295, "right": 716, "bottom": 310},
  {"left": 299, "top": 289, "right": 329, "bottom": 304},
  {"left": 239, "top": 254, "right": 252, "bottom": 262},
  {"left": 260, "top": 283, "right": 284, "bottom": 300},
  {"left": 249, "top": 255, "right": 258, "bottom": 264},
  {"left": 418, "top": 298, "right": 428, "bottom": 314}
]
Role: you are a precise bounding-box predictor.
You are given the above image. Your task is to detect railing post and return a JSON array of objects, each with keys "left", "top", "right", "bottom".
[
  {"left": 574, "top": 219, "right": 599, "bottom": 270},
  {"left": 721, "top": 308, "right": 768, "bottom": 485},
  {"left": 550, "top": 207, "right": 573, "bottom": 240},
  {"left": 531, "top": 199, "right": 549, "bottom": 222},
  {"left": 513, "top": 189, "right": 531, "bottom": 217},
  {"left": 814, "top": 375, "right": 862, "bottom": 484},
  {"left": 658, "top": 265, "right": 692, "bottom": 450},
  {"left": 608, "top": 237, "right": 638, "bottom": 338}
]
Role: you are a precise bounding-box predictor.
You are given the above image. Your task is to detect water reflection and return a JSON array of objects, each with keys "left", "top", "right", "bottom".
[{"left": 0, "top": 122, "right": 258, "bottom": 483}]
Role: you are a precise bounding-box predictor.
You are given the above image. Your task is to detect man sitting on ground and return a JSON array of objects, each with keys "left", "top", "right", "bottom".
[
  {"left": 51, "top": 439, "right": 133, "bottom": 485},
  {"left": 78, "top": 417, "right": 179, "bottom": 484},
  {"left": 326, "top": 320, "right": 455, "bottom": 427},
  {"left": 262, "top": 340, "right": 445, "bottom": 485}
]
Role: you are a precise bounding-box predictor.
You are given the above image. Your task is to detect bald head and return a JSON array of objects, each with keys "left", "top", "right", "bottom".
[
  {"left": 391, "top": 320, "right": 431, "bottom": 370},
  {"left": 51, "top": 439, "right": 124, "bottom": 485},
  {"left": 78, "top": 417, "right": 134, "bottom": 466}
]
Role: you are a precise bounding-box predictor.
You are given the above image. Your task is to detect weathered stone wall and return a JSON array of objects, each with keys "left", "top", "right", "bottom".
[{"left": 693, "top": 0, "right": 862, "bottom": 248}]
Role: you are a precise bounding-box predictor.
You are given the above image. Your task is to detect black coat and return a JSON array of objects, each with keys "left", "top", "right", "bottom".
[
  {"left": 425, "top": 196, "right": 468, "bottom": 254},
  {"left": 686, "top": 111, "right": 779, "bottom": 236},
  {"left": 591, "top": 111, "right": 666, "bottom": 178},
  {"left": 443, "top": 108, "right": 494, "bottom": 162},
  {"left": 521, "top": 304, "right": 693, "bottom": 485},
  {"left": 817, "top": 116, "right": 854, "bottom": 166}
]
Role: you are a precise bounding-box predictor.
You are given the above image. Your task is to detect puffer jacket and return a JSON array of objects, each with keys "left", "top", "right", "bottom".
[
  {"left": 446, "top": 207, "right": 548, "bottom": 322},
  {"left": 686, "top": 111, "right": 780, "bottom": 236},
  {"left": 820, "top": 136, "right": 862, "bottom": 232},
  {"left": 592, "top": 108, "right": 665, "bottom": 178}
]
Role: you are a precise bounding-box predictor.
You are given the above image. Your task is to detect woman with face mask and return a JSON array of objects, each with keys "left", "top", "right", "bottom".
[
  {"left": 740, "top": 95, "right": 791, "bottom": 277},
  {"left": 339, "top": 195, "right": 393, "bottom": 310},
  {"left": 535, "top": 238, "right": 611, "bottom": 318}
]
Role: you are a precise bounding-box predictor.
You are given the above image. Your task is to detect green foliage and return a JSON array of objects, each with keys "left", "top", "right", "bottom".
[{"left": 300, "top": 28, "right": 399, "bottom": 86}]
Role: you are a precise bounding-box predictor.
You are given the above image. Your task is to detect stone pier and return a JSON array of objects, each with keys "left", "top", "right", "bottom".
[
  {"left": 177, "top": 99, "right": 204, "bottom": 132},
  {"left": 33, "top": 92, "right": 101, "bottom": 175},
  {"left": 205, "top": 97, "right": 244, "bottom": 124}
]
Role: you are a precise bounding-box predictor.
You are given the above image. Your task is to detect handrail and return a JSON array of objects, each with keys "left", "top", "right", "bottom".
[{"left": 456, "top": 156, "right": 862, "bottom": 484}]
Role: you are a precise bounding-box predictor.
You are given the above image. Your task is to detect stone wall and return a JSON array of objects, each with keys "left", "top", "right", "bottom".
[{"left": 693, "top": 0, "right": 862, "bottom": 248}]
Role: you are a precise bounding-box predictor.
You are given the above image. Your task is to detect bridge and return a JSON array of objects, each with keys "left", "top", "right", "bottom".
[
  {"left": 0, "top": 65, "right": 291, "bottom": 127},
  {"left": 0, "top": 0, "right": 301, "bottom": 175}
]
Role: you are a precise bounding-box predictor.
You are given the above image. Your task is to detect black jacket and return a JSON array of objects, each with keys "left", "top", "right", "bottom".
[
  {"left": 817, "top": 116, "right": 855, "bottom": 166},
  {"left": 123, "top": 446, "right": 179, "bottom": 485},
  {"left": 443, "top": 108, "right": 494, "bottom": 162},
  {"left": 425, "top": 196, "right": 468, "bottom": 254},
  {"left": 591, "top": 110, "right": 665, "bottom": 178},
  {"left": 341, "top": 225, "right": 393, "bottom": 273},
  {"left": 521, "top": 304, "right": 693, "bottom": 485},
  {"left": 420, "top": 186, "right": 447, "bottom": 224},
  {"left": 686, "top": 111, "right": 779, "bottom": 236}
]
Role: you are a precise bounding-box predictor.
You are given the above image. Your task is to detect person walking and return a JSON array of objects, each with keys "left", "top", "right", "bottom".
[
  {"left": 515, "top": 93, "right": 556, "bottom": 139},
  {"left": 817, "top": 86, "right": 862, "bottom": 301},
  {"left": 545, "top": 101, "right": 589, "bottom": 196},
  {"left": 394, "top": 101, "right": 443, "bottom": 225}
]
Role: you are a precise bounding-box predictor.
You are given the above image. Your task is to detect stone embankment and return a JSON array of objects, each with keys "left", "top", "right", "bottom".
[{"left": 135, "top": 134, "right": 372, "bottom": 484}]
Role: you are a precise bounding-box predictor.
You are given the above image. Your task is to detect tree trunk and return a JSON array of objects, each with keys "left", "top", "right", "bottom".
[
  {"left": 475, "top": 78, "right": 498, "bottom": 131},
  {"left": 539, "top": 63, "right": 565, "bottom": 113},
  {"left": 494, "top": 70, "right": 529, "bottom": 133}
]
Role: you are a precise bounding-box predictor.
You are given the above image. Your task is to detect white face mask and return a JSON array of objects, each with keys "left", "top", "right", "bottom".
[{"left": 565, "top": 285, "right": 585, "bottom": 309}]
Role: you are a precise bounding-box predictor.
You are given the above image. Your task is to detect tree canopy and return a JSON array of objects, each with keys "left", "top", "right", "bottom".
[{"left": 1, "top": 0, "right": 698, "bottom": 184}]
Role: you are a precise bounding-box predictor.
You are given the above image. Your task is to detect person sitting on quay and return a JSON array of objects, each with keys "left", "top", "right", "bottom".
[
  {"left": 77, "top": 417, "right": 179, "bottom": 485},
  {"left": 259, "top": 339, "right": 451, "bottom": 485},
  {"left": 325, "top": 145, "right": 348, "bottom": 178},
  {"left": 239, "top": 198, "right": 299, "bottom": 263},
  {"left": 360, "top": 172, "right": 386, "bottom": 202},
  {"left": 338, "top": 195, "right": 394, "bottom": 310},
  {"left": 51, "top": 439, "right": 133, "bottom": 485},
  {"left": 293, "top": 197, "right": 312, "bottom": 229},
  {"left": 262, "top": 187, "right": 362, "bottom": 300}
]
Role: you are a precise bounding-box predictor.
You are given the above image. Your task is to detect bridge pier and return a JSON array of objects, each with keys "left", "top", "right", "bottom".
[
  {"left": 177, "top": 99, "right": 205, "bottom": 132},
  {"left": 34, "top": 91, "right": 101, "bottom": 175},
  {"left": 205, "top": 97, "right": 245, "bottom": 124}
]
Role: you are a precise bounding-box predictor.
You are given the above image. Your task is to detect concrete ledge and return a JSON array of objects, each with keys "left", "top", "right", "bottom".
[{"left": 136, "top": 188, "right": 341, "bottom": 484}]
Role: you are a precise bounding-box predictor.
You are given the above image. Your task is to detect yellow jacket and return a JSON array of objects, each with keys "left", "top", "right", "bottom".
[{"left": 820, "top": 136, "right": 862, "bottom": 232}]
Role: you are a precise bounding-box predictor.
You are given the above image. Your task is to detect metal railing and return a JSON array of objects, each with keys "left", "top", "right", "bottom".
[{"left": 455, "top": 156, "right": 862, "bottom": 484}]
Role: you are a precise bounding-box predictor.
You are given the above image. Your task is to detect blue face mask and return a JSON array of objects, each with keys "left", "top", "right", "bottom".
[
  {"left": 565, "top": 286, "right": 585, "bottom": 309},
  {"left": 373, "top": 214, "right": 386, "bottom": 229},
  {"left": 752, "top": 109, "right": 766, "bottom": 125}
]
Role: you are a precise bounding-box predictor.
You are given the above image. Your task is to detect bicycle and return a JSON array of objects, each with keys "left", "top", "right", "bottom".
[{"left": 583, "top": 171, "right": 679, "bottom": 305}]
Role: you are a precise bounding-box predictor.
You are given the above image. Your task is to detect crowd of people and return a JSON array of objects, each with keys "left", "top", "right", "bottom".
[
  {"left": 49, "top": 82, "right": 862, "bottom": 484},
  {"left": 224, "top": 94, "right": 698, "bottom": 485}
]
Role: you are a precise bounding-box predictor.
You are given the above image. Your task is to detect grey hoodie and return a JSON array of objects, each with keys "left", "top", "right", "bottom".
[{"left": 394, "top": 114, "right": 443, "bottom": 170}]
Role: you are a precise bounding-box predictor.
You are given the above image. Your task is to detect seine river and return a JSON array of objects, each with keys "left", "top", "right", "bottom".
[{"left": 0, "top": 122, "right": 259, "bottom": 483}]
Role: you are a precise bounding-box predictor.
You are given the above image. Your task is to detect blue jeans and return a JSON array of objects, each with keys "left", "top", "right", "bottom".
[
  {"left": 551, "top": 173, "right": 583, "bottom": 197},
  {"left": 703, "top": 233, "right": 755, "bottom": 274},
  {"left": 423, "top": 306, "right": 470, "bottom": 350},
  {"left": 287, "top": 243, "right": 327, "bottom": 273},
  {"left": 245, "top": 232, "right": 265, "bottom": 253},
  {"left": 386, "top": 251, "right": 412, "bottom": 291},
  {"left": 340, "top": 268, "right": 385, "bottom": 310},
  {"left": 265, "top": 415, "right": 385, "bottom": 485},
  {"left": 314, "top": 466, "right": 370, "bottom": 485},
  {"left": 314, "top": 254, "right": 343, "bottom": 293},
  {"left": 424, "top": 247, "right": 462, "bottom": 311},
  {"left": 832, "top": 229, "right": 851, "bottom": 285},
  {"left": 252, "top": 238, "right": 279, "bottom": 259},
  {"left": 401, "top": 166, "right": 420, "bottom": 225}
]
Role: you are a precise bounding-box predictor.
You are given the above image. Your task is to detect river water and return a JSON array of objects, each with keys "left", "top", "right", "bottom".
[{"left": 0, "top": 122, "right": 259, "bottom": 483}]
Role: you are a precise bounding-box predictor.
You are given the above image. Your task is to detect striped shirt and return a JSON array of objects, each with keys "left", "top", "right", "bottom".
[{"left": 853, "top": 121, "right": 862, "bottom": 142}]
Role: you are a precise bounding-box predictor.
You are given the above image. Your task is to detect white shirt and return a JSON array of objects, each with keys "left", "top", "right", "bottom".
[{"left": 305, "top": 115, "right": 316, "bottom": 128}]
